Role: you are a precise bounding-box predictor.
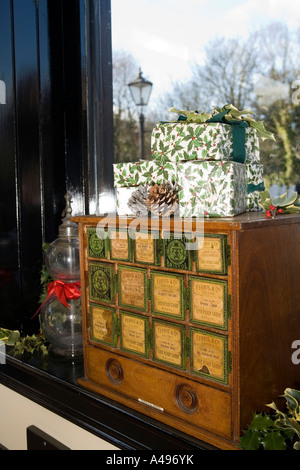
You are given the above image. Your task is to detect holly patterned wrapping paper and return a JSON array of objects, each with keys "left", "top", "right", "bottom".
[
  {"left": 113, "top": 160, "right": 176, "bottom": 188},
  {"left": 151, "top": 121, "right": 260, "bottom": 164},
  {"left": 177, "top": 161, "right": 247, "bottom": 217},
  {"left": 246, "top": 162, "right": 265, "bottom": 211}
]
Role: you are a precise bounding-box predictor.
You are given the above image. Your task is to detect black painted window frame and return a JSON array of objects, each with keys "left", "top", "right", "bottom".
[{"left": 0, "top": 0, "right": 214, "bottom": 451}]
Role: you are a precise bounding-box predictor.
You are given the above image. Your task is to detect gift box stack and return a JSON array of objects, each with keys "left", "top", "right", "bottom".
[{"left": 113, "top": 105, "right": 273, "bottom": 218}]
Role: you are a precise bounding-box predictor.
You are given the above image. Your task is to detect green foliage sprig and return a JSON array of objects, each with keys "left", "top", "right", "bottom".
[
  {"left": 0, "top": 328, "right": 20, "bottom": 346},
  {"left": 39, "top": 242, "right": 53, "bottom": 303},
  {"left": 240, "top": 388, "right": 300, "bottom": 450},
  {"left": 259, "top": 190, "right": 300, "bottom": 218},
  {"left": 0, "top": 327, "right": 48, "bottom": 360},
  {"left": 169, "top": 103, "right": 276, "bottom": 141}
]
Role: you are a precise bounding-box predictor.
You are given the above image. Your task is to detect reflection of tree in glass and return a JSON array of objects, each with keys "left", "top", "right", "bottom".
[
  {"left": 113, "top": 50, "right": 141, "bottom": 162},
  {"left": 154, "top": 22, "right": 300, "bottom": 188}
]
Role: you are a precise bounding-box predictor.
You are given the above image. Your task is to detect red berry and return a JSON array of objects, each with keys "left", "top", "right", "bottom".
[
  {"left": 270, "top": 204, "right": 275, "bottom": 211},
  {"left": 266, "top": 210, "right": 272, "bottom": 218},
  {"left": 278, "top": 208, "right": 283, "bottom": 213}
]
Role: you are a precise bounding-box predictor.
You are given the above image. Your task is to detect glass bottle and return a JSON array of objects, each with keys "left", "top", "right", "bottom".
[{"left": 40, "top": 193, "right": 83, "bottom": 359}]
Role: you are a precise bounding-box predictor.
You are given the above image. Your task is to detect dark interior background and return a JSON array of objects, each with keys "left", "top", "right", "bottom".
[{"left": 0, "top": 0, "right": 113, "bottom": 334}]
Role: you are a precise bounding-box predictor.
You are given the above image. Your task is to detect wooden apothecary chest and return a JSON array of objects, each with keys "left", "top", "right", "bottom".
[{"left": 73, "top": 213, "right": 300, "bottom": 450}]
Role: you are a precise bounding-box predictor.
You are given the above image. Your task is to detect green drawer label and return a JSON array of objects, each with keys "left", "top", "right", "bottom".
[
  {"left": 189, "top": 276, "right": 228, "bottom": 330},
  {"left": 89, "top": 262, "right": 115, "bottom": 303},
  {"left": 119, "top": 311, "right": 149, "bottom": 358},
  {"left": 118, "top": 265, "right": 148, "bottom": 311},
  {"left": 87, "top": 227, "right": 106, "bottom": 259},
  {"left": 90, "top": 304, "right": 117, "bottom": 347},
  {"left": 152, "top": 319, "right": 186, "bottom": 369},
  {"left": 190, "top": 328, "right": 229, "bottom": 384},
  {"left": 108, "top": 228, "right": 131, "bottom": 262},
  {"left": 195, "top": 234, "right": 229, "bottom": 275},
  {"left": 150, "top": 271, "right": 185, "bottom": 320},
  {"left": 131, "top": 229, "right": 161, "bottom": 266},
  {"left": 163, "top": 234, "right": 191, "bottom": 270}
]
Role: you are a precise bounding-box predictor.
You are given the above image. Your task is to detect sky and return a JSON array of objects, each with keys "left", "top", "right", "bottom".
[{"left": 111, "top": 0, "right": 300, "bottom": 112}]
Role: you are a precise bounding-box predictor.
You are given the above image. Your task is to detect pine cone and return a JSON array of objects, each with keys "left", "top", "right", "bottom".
[
  {"left": 146, "top": 182, "right": 179, "bottom": 217},
  {"left": 127, "top": 185, "right": 149, "bottom": 216}
]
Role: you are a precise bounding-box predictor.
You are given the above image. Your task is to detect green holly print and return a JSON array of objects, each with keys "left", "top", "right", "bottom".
[
  {"left": 177, "top": 161, "right": 247, "bottom": 217},
  {"left": 246, "top": 162, "right": 264, "bottom": 211},
  {"left": 151, "top": 122, "right": 260, "bottom": 164},
  {"left": 113, "top": 160, "right": 176, "bottom": 188}
]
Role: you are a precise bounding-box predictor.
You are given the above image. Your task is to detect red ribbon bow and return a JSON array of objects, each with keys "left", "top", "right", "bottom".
[
  {"left": 31, "top": 280, "right": 81, "bottom": 319},
  {"left": 46, "top": 280, "right": 81, "bottom": 308}
]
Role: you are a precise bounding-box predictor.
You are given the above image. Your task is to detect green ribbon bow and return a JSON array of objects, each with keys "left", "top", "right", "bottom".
[
  {"left": 247, "top": 182, "right": 265, "bottom": 194},
  {"left": 178, "top": 109, "right": 248, "bottom": 164}
]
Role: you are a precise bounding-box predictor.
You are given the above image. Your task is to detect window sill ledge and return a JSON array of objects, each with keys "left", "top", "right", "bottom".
[{"left": 0, "top": 355, "right": 216, "bottom": 450}]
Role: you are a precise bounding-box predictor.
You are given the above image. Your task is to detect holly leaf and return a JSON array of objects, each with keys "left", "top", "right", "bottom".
[
  {"left": 0, "top": 328, "right": 20, "bottom": 346},
  {"left": 6, "top": 330, "right": 21, "bottom": 346},
  {"left": 272, "top": 191, "right": 299, "bottom": 208},
  {"left": 284, "top": 388, "right": 300, "bottom": 417},
  {"left": 244, "top": 120, "right": 276, "bottom": 141},
  {"left": 239, "top": 429, "right": 262, "bottom": 450},
  {"left": 249, "top": 412, "right": 275, "bottom": 432},
  {"left": 262, "top": 430, "right": 287, "bottom": 450},
  {"left": 169, "top": 104, "right": 275, "bottom": 141},
  {"left": 222, "top": 103, "right": 255, "bottom": 119},
  {"left": 294, "top": 441, "right": 300, "bottom": 450},
  {"left": 169, "top": 107, "right": 211, "bottom": 122},
  {"left": 258, "top": 190, "right": 273, "bottom": 211}
]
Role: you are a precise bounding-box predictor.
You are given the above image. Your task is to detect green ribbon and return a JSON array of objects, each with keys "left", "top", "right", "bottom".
[
  {"left": 247, "top": 182, "right": 265, "bottom": 194},
  {"left": 177, "top": 110, "right": 249, "bottom": 164}
]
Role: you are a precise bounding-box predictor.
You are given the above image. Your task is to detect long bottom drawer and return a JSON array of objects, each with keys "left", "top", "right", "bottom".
[{"left": 78, "top": 346, "right": 237, "bottom": 449}]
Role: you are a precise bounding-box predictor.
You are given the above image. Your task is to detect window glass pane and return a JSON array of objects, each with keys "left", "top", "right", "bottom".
[{"left": 111, "top": 0, "right": 300, "bottom": 195}]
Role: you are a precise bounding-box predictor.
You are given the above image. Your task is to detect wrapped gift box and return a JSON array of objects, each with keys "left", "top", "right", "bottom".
[
  {"left": 246, "top": 162, "right": 265, "bottom": 211},
  {"left": 114, "top": 161, "right": 177, "bottom": 216},
  {"left": 151, "top": 121, "right": 260, "bottom": 164},
  {"left": 113, "top": 160, "right": 176, "bottom": 188},
  {"left": 177, "top": 161, "right": 247, "bottom": 217}
]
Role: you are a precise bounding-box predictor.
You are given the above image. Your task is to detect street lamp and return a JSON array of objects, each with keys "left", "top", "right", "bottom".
[{"left": 128, "top": 68, "right": 153, "bottom": 159}]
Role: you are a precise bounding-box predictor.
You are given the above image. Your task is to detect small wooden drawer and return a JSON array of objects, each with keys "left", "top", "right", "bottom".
[
  {"left": 84, "top": 346, "right": 233, "bottom": 441},
  {"left": 119, "top": 310, "right": 150, "bottom": 358},
  {"left": 107, "top": 227, "right": 131, "bottom": 262},
  {"left": 131, "top": 228, "right": 161, "bottom": 265},
  {"left": 89, "top": 261, "right": 115, "bottom": 303},
  {"left": 150, "top": 270, "right": 185, "bottom": 320},
  {"left": 190, "top": 328, "right": 229, "bottom": 385},
  {"left": 188, "top": 276, "right": 229, "bottom": 330},
  {"left": 163, "top": 233, "right": 191, "bottom": 270},
  {"left": 152, "top": 319, "right": 186, "bottom": 370},
  {"left": 87, "top": 226, "right": 106, "bottom": 259},
  {"left": 194, "top": 234, "right": 229, "bottom": 275},
  {"left": 117, "top": 264, "right": 148, "bottom": 312}
]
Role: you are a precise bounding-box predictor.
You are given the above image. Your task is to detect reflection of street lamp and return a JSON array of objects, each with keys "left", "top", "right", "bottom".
[{"left": 128, "top": 69, "right": 153, "bottom": 159}]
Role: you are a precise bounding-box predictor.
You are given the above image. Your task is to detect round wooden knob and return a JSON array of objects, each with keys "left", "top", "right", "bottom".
[
  {"left": 105, "top": 358, "right": 124, "bottom": 385},
  {"left": 175, "top": 383, "right": 198, "bottom": 414}
]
